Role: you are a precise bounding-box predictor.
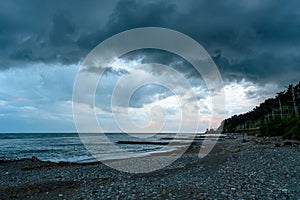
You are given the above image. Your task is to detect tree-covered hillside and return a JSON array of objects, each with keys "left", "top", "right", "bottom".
[{"left": 222, "top": 81, "right": 300, "bottom": 139}]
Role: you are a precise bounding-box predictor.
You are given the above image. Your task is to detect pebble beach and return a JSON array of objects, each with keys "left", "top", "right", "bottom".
[{"left": 1, "top": 136, "right": 299, "bottom": 200}]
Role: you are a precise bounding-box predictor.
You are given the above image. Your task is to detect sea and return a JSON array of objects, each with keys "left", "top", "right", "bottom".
[{"left": 0, "top": 132, "right": 197, "bottom": 163}]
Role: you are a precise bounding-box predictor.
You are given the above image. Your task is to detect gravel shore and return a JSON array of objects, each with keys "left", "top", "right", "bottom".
[{"left": 1, "top": 136, "right": 299, "bottom": 200}]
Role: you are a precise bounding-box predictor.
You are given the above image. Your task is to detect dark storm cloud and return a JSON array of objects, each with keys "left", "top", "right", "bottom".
[
  {"left": 0, "top": 0, "right": 299, "bottom": 85},
  {"left": 121, "top": 49, "right": 199, "bottom": 78},
  {"left": 0, "top": 0, "right": 116, "bottom": 67},
  {"left": 76, "top": 0, "right": 300, "bottom": 85},
  {"left": 212, "top": 49, "right": 300, "bottom": 84},
  {"left": 76, "top": 0, "right": 177, "bottom": 49},
  {"left": 49, "top": 13, "right": 76, "bottom": 46}
]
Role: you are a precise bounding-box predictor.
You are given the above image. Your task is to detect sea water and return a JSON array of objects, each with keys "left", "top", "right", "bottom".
[{"left": 0, "top": 132, "right": 194, "bottom": 163}]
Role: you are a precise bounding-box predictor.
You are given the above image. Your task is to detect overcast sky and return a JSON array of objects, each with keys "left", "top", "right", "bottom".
[{"left": 0, "top": 0, "right": 299, "bottom": 132}]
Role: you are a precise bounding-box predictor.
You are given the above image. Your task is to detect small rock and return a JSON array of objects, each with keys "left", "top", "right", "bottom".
[
  {"left": 58, "top": 194, "right": 63, "bottom": 197},
  {"left": 31, "top": 156, "right": 39, "bottom": 162},
  {"left": 281, "top": 189, "right": 288, "bottom": 193},
  {"left": 234, "top": 147, "right": 241, "bottom": 153}
]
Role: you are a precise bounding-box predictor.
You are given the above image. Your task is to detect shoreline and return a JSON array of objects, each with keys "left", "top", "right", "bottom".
[{"left": 1, "top": 136, "right": 299, "bottom": 199}]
